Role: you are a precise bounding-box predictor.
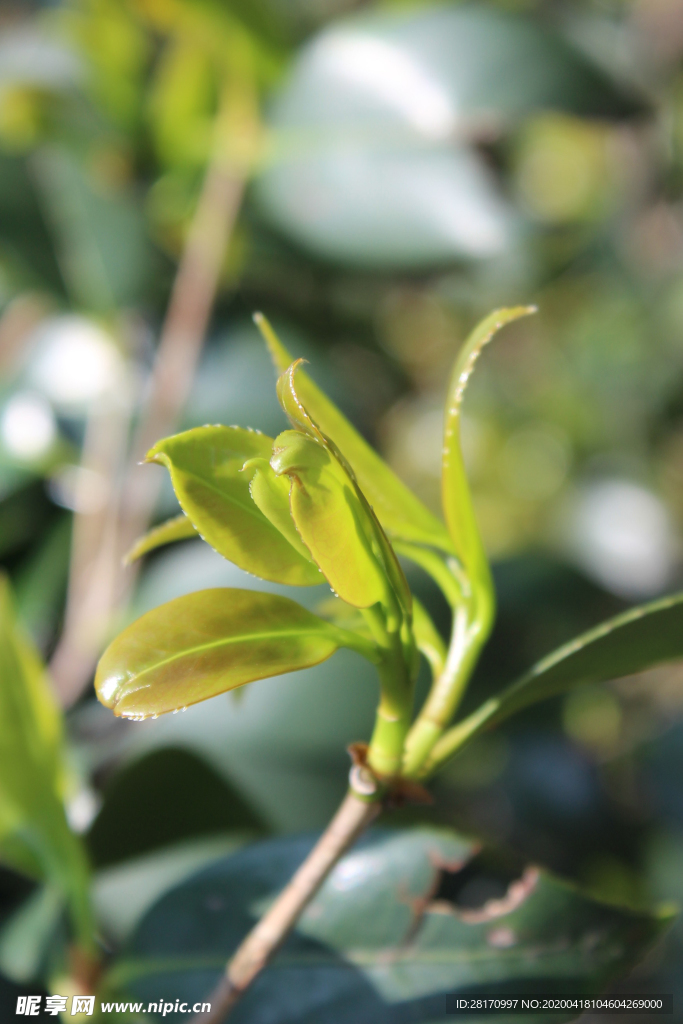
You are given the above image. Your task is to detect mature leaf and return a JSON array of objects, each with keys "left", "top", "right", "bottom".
[
  {"left": 442, "top": 307, "right": 535, "bottom": 624},
  {"left": 104, "top": 828, "right": 668, "bottom": 1023},
  {"left": 147, "top": 426, "right": 323, "bottom": 586},
  {"left": 256, "top": 314, "right": 453, "bottom": 554},
  {"left": 425, "top": 590, "right": 683, "bottom": 775},
  {"left": 252, "top": 6, "right": 644, "bottom": 270},
  {"left": 124, "top": 513, "right": 198, "bottom": 564},
  {"left": 271, "top": 429, "right": 391, "bottom": 610},
  {"left": 95, "top": 588, "right": 376, "bottom": 718},
  {"left": 0, "top": 577, "right": 93, "bottom": 949}
]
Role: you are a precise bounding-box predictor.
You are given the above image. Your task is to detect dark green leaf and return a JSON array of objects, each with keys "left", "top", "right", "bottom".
[
  {"left": 87, "top": 747, "right": 264, "bottom": 868},
  {"left": 148, "top": 426, "right": 324, "bottom": 586},
  {"left": 426, "top": 590, "right": 683, "bottom": 775},
  {"left": 104, "top": 828, "right": 669, "bottom": 1023},
  {"left": 95, "top": 587, "right": 376, "bottom": 718},
  {"left": 253, "top": 7, "right": 645, "bottom": 269}
]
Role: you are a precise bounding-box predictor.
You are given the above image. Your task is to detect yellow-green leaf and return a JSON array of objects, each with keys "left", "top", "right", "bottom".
[
  {"left": 271, "top": 430, "right": 390, "bottom": 609},
  {"left": 124, "top": 513, "right": 198, "bottom": 565},
  {"left": 147, "top": 426, "right": 323, "bottom": 586},
  {"left": 0, "top": 577, "right": 93, "bottom": 950},
  {"left": 255, "top": 313, "right": 453, "bottom": 553},
  {"left": 95, "top": 588, "right": 376, "bottom": 718},
  {"left": 243, "top": 457, "right": 318, "bottom": 567},
  {"left": 442, "top": 307, "right": 536, "bottom": 625}
]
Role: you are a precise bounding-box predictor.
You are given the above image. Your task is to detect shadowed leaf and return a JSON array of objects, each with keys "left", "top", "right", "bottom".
[{"left": 103, "top": 828, "right": 669, "bottom": 1022}]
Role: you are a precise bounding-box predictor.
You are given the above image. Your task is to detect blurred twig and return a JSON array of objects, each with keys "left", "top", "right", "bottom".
[{"left": 50, "top": 80, "right": 260, "bottom": 707}]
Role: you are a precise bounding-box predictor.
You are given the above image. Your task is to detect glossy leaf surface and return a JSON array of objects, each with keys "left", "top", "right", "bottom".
[
  {"left": 442, "top": 308, "right": 536, "bottom": 619},
  {"left": 0, "top": 577, "right": 92, "bottom": 948},
  {"left": 427, "top": 590, "right": 683, "bottom": 773},
  {"left": 124, "top": 513, "right": 198, "bottom": 564},
  {"left": 95, "top": 588, "right": 368, "bottom": 718},
  {"left": 257, "top": 314, "right": 453, "bottom": 553},
  {"left": 272, "top": 430, "right": 389, "bottom": 609},
  {"left": 148, "top": 426, "right": 323, "bottom": 586},
  {"left": 244, "top": 456, "right": 316, "bottom": 565},
  {"left": 105, "top": 828, "right": 668, "bottom": 1023}
]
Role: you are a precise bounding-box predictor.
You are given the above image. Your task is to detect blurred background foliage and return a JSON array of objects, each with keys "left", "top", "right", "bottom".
[{"left": 2, "top": 0, "right": 683, "bottom": 1014}]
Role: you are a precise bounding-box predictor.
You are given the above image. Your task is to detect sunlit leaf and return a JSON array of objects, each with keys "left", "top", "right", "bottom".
[
  {"left": 243, "top": 456, "right": 316, "bottom": 565},
  {"left": 124, "top": 513, "right": 198, "bottom": 564},
  {"left": 425, "top": 589, "right": 683, "bottom": 776},
  {"left": 95, "top": 587, "right": 377, "bottom": 718},
  {"left": 256, "top": 313, "right": 453, "bottom": 554},
  {"left": 0, "top": 576, "right": 93, "bottom": 951},
  {"left": 104, "top": 827, "right": 669, "bottom": 1022},
  {"left": 442, "top": 307, "right": 536, "bottom": 626},
  {"left": 147, "top": 425, "right": 323, "bottom": 586},
  {"left": 271, "top": 429, "right": 389, "bottom": 609}
]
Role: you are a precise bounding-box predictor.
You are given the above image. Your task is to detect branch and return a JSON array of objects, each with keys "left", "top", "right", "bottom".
[{"left": 192, "top": 790, "right": 381, "bottom": 1024}]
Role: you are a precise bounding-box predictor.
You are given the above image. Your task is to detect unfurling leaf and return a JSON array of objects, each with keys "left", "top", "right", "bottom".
[
  {"left": 0, "top": 577, "right": 93, "bottom": 951},
  {"left": 95, "top": 588, "right": 377, "bottom": 718},
  {"left": 255, "top": 313, "right": 453, "bottom": 553},
  {"left": 424, "top": 589, "right": 683, "bottom": 775},
  {"left": 243, "top": 456, "right": 317, "bottom": 566},
  {"left": 273, "top": 362, "right": 413, "bottom": 620},
  {"left": 442, "top": 307, "right": 536, "bottom": 626},
  {"left": 271, "top": 430, "right": 389, "bottom": 609},
  {"left": 147, "top": 426, "right": 323, "bottom": 586},
  {"left": 124, "top": 513, "right": 197, "bottom": 564}
]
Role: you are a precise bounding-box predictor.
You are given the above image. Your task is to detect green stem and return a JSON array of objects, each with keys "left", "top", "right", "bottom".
[
  {"left": 416, "top": 697, "right": 499, "bottom": 778},
  {"left": 360, "top": 603, "right": 415, "bottom": 778},
  {"left": 393, "top": 542, "right": 466, "bottom": 609},
  {"left": 402, "top": 599, "right": 492, "bottom": 778}
]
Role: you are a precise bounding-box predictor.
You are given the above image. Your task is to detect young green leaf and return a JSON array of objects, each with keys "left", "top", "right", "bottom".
[
  {"left": 147, "top": 426, "right": 323, "bottom": 586},
  {"left": 442, "top": 306, "right": 536, "bottom": 626},
  {"left": 0, "top": 577, "right": 93, "bottom": 951},
  {"left": 422, "top": 589, "right": 683, "bottom": 776},
  {"left": 255, "top": 313, "right": 454, "bottom": 553},
  {"left": 271, "top": 430, "right": 389, "bottom": 609},
  {"left": 243, "top": 456, "right": 317, "bottom": 566},
  {"left": 124, "top": 513, "right": 197, "bottom": 565},
  {"left": 274, "top": 363, "right": 413, "bottom": 621},
  {"left": 95, "top": 588, "right": 377, "bottom": 718}
]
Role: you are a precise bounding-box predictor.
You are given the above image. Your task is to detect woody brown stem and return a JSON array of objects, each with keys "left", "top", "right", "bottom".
[{"left": 191, "top": 791, "right": 381, "bottom": 1024}]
